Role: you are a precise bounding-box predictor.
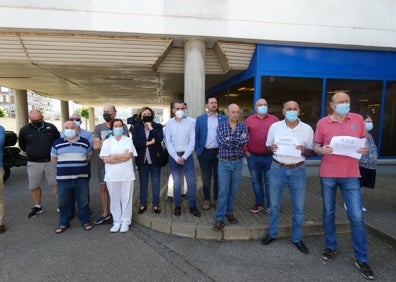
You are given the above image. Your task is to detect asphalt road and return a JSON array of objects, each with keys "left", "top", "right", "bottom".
[{"left": 1, "top": 165, "right": 395, "bottom": 282}]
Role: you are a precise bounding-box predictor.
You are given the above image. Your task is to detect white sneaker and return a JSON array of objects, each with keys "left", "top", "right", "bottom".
[
  {"left": 110, "top": 223, "right": 121, "bottom": 233},
  {"left": 120, "top": 223, "right": 129, "bottom": 233}
]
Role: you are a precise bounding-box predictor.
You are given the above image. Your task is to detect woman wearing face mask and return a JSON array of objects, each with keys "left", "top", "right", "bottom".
[
  {"left": 99, "top": 119, "right": 137, "bottom": 233},
  {"left": 132, "top": 107, "right": 164, "bottom": 214},
  {"left": 358, "top": 115, "right": 378, "bottom": 212}
]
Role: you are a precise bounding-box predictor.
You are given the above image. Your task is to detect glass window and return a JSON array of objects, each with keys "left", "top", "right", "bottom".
[
  {"left": 382, "top": 81, "right": 396, "bottom": 156},
  {"left": 261, "top": 76, "right": 322, "bottom": 129},
  {"left": 214, "top": 78, "right": 254, "bottom": 120}
]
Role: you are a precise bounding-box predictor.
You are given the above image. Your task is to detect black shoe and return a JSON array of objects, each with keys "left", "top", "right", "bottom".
[
  {"left": 322, "top": 248, "right": 337, "bottom": 261},
  {"left": 174, "top": 206, "right": 181, "bottom": 216},
  {"left": 261, "top": 234, "right": 277, "bottom": 245},
  {"left": 225, "top": 214, "right": 238, "bottom": 224},
  {"left": 28, "top": 206, "right": 43, "bottom": 218},
  {"left": 355, "top": 261, "right": 375, "bottom": 280},
  {"left": 138, "top": 206, "right": 147, "bottom": 214},
  {"left": 294, "top": 241, "right": 309, "bottom": 254},
  {"left": 190, "top": 207, "right": 201, "bottom": 217}
]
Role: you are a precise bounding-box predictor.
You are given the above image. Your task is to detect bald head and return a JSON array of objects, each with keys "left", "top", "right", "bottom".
[
  {"left": 226, "top": 103, "right": 240, "bottom": 123},
  {"left": 29, "top": 110, "right": 43, "bottom": 121},
  {"left": 331, "top": 92, "right": 350, "bottom": 104}
]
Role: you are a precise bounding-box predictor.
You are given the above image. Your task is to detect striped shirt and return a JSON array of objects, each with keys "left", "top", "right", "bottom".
[
  {"left": 51, "top": 137, "right": 92, "bottom": 180},
  {"left": 217, "top": 121, "right": 249, "bottom": 159}
]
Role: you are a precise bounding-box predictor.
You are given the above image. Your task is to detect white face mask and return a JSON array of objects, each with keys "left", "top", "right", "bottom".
[{"left": 175, "top": 110, "right": 184, "bottom": 119}]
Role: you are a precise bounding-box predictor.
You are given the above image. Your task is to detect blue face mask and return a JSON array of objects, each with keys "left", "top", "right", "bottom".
[
  {"left": 335, "top": 103, "right": 350, "bottom": 115},
  {"left": 365, "top": 122, "right": 373, "bottom": 131},
  {"left": 257, "top": 105, "right": 268, "bottom": 115},
  {"left": 64, "top": 129, "right": 76, "bottom": 139},
  {"left": 73, "top": 120, "right": 81, "bottom": 128},
  {"left": 113, "top": 127, "right": 124, "bottom": 136},
  {"left": 285, "top": 111, "right": 298, "bottom": 122}
]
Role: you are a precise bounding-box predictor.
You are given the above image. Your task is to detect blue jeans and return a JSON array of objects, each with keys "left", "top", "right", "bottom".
[
  {"left": 215, "top": 158, "right": 243, "bottom": 222},
  {"left": 169, "top": 155, "right": 196, "bottom": 208},
  {"left": 198, "top": 149, "right": 219, "bottom": 201},
  {"left": 138, "top": 163, "right": 161, "bottom": 206},
  {"left": 247, "top": 154, "right": 272, "bottom": 207},
  {"left": 321, "top": 177, "right": 368, "bottom": 262},
  {"left": 57, "top": 178, "right": 90, "bottom": 227},
  {"left": 268, "top": 162, "right": 306, "bottom": 243}
]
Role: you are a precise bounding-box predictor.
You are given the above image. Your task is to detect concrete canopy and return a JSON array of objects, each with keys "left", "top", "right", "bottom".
[{"left": 0, "top": 32, "right": 255, "bottom": 108}]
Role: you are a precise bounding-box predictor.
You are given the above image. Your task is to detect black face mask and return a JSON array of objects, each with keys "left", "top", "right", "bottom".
[
  {"left": 103, "top": 113, "right": 112, "bottom": 122},
  {"left": 142, "top": 116, "right": 153, "bottom": 123},
  {"left": 31, "top": 121, "right": 44, "bottom": 129}
]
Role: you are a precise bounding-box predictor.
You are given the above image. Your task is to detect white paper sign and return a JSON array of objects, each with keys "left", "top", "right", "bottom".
[
  {"left": 329, "top": 136, "right": 366, "bottom": 159},
  {"left": 274, "top": 135, "right": 301, "bottom": 157}
]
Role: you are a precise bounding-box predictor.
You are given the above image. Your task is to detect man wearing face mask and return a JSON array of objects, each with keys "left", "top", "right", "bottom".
[
  {"left": 18, "top": 110, "right": 60, "bottom": 218},
  {"left": 314, "top": 92, "right": 374, "bottom": 280},
  {"left": 61, "top": 113, "right": 94, "bottom": 216},
  {"left": 51, "top": 121, "right": 93, "bottom": 233},
  {"left": 244, "top": 98, "right": 279, "bottom": 214},
  {"left": 165, "top": 99, "right": 201, "bottom": 217},
  {"left": 261, "top": 101, "right": 314, "bottom": 255},
  {"left": 93, "top": 105, "right": 129, "bottom": 225}
]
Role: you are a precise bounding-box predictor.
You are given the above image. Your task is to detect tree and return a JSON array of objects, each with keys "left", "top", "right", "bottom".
[
  {"left": 0, "top": 107, "right": 8, "bottom": 118},
  {"left": 79, "top": 107, "right": 90, "bottom": 129}
]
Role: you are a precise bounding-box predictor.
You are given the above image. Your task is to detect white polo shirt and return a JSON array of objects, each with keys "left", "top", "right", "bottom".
[{"left": 266, "top": 119, "right": 314, "bottom": 164}]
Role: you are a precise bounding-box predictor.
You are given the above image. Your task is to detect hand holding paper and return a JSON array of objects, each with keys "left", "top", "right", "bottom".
[
  {"left": 273, "top": 135, "right": 301, "bottom": 157},
  {"left": 329, "top": 136, "right": 366, "bottom": 159}
]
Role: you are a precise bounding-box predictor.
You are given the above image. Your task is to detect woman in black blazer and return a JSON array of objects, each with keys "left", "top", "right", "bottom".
[{"left": 132, "top": 107, "right": 164, "bottom": 214}]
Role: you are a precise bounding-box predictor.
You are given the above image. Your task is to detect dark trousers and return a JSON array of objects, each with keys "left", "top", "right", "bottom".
[{"left": 198, "top": 148, "right": 219, "bottom": 201}]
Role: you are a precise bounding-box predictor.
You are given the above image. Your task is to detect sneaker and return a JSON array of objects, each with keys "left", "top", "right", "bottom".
[
  {"left": 110, "top": 223, "right": 121, "bottom": 233},
  {"left": 250, "top": 203, "right": 264, "bottom": 213},
  {"left": 120, "top": 223, "right": 129, "bottom": 233},
  {"left": 322, "top": 248, "right": 337, "bottom": 261},
  {"left": 355, "top": 261, "right": 375, "bottom": 280},
  {"left": 94, "top": 214, "right": 112, "bottom": 225},
  {"left": 28, "top": 207, "right": 43, "bottom": 218}
]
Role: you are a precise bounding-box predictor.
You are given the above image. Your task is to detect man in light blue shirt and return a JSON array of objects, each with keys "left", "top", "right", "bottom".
[{"left": 165, "top": 99, "right": 201, "bottom": 217}]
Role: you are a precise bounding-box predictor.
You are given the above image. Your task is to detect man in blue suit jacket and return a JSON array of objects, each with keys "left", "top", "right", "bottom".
[{"left": 195, "top": 95, "right": 227, "bottom": 210}]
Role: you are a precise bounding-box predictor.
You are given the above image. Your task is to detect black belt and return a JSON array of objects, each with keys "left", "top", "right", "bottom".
[
  {"left": 176, "top": 151, "right": 185, "bottom": 157},
  {"left": 273, "top": 159, "right": 304, "bottom": 168},
  {"left": 205, "top": 148, "right": 218, "bottom": 151},
  {"left": 221, "top": 156, "right": 243, "bottom": 161}
]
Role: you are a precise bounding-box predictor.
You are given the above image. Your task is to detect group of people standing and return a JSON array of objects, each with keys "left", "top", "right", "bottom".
[
  {"left": 0, "top": 91, "right": 377, "bottom": 280},
  {"left": 187, "top": 92, "right": 375, "bottom": 280}
]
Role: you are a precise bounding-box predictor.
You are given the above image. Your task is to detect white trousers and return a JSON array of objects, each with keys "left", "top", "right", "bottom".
[{"left": 107, "top": 180, "right": 134, "bottom": 225}]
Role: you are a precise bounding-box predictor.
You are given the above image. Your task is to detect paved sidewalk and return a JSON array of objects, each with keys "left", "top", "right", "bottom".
[{"left": 133, "top": 163, "right": 396, "bottom": 244}]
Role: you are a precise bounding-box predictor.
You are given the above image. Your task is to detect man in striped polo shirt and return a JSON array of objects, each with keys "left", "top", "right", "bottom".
[{"left": 51, "top": 121, "right": 93, "bottom": 234}]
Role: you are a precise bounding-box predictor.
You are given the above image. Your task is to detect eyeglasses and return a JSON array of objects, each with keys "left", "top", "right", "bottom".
[{"left": 70, "top": 118, "right": 81, "bottom": 121}]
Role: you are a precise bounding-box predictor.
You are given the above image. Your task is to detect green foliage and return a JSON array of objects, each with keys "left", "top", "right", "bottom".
[
  {"left": 0, "top": 107, "right": 8, "bottom": 118},
  {"left": 79, "top": 107, "right": 89, "bottom": 119}
]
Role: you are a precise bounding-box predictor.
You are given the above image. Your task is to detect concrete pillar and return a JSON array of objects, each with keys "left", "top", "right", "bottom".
[
  {"left": 60, "top": 100, "right": 69, "bottom": 124},
  {"left": 14, "top": 89, "right": 28, "bottom": 131},
  {"left": 89, "top": 107, "right": 95, "bottom": 132},
  {"left": 184, "top": 39, "right": 206, "bottom": 118}
]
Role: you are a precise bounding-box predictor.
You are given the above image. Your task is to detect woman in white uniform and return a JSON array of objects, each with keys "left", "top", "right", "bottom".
[{"left": 100, "top": 119, "right": 137, "bottom": 233}]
